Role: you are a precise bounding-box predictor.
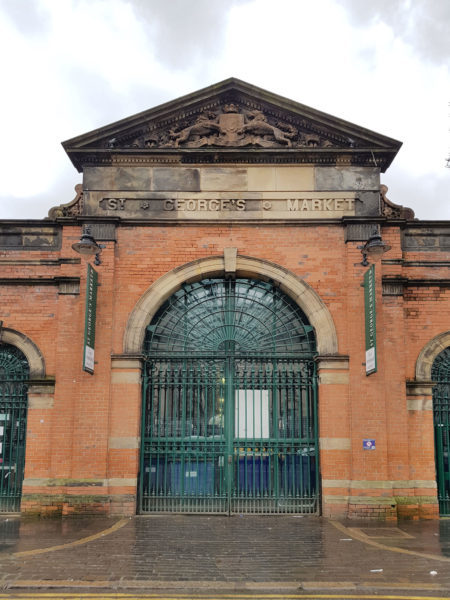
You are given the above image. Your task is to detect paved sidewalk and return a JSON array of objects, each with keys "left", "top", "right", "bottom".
[{"left": 1, "top": 514, "right": 450, "bottom": 596}]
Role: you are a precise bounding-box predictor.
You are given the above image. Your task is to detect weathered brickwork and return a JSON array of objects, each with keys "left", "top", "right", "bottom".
[
  {"left": 0, "top": 80, "right": 448, "bottom": 520},
  {"left": 0, "top": 219, "right": 447, "bottom": 519}
]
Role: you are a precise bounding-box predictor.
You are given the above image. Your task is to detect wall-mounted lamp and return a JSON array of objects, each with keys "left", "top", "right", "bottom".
[
  {"left": 358, "top": 228, "right": 391, "bottom": 267},
  {"left": 72, "top": 225, "right": 104, "bottom": 266}
]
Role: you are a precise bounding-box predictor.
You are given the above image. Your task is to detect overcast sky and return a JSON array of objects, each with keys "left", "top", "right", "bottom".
[{"left": 0, "top": 0, "right": 448, "bottom": 220}]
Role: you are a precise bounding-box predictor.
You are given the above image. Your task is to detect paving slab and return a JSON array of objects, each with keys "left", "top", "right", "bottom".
[{"left": 1, "top": 515, "right": 450, "bottom": 596}]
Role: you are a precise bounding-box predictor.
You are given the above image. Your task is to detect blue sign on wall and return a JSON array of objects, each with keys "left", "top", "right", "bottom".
[{"left": 363, "top": 439, "right": 376, "bottom": 450}]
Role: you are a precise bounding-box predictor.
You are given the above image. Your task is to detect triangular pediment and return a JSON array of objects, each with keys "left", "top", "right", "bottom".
[{"left": 63, "top": 78, "right": 401, "bottom": 172}]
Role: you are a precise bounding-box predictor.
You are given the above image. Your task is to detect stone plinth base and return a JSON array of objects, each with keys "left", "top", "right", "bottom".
[{"left": 20, "top": 493, "right": 136, "bottom": 517}]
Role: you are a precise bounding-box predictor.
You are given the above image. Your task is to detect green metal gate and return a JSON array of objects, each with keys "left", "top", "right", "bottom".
[
  {"left": 139, "top": 278, "right": 318, "bottom": 514},
  {"left": 433, "top": 346, "right": 450, "bottom": 515},
  {"left": 0, "top": 344, "right": 29, "bottom": 512}
]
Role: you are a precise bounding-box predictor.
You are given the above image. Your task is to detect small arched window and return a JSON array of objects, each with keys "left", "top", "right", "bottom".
[{"left": 0, "top": 343, "right": 29, "bottom": 512}]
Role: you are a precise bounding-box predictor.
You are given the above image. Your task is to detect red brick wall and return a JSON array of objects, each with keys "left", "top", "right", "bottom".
[{"left": 1, "top": 220, "right": 445, "bottom": 518}]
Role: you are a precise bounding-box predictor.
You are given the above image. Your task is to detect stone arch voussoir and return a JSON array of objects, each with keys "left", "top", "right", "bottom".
[
  {"left": 124, "top": 255, "right": 338, "bottom": 356},
  {"left": 416, "top": 331, "right": 450, "bottom": 382},
  {"left": 0, "top": 328, "right": 46, "bottom": 378}
]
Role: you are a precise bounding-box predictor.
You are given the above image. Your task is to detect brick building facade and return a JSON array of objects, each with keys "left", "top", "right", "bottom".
[{"left": 1, "top": 79, "right": 449, "bottom": 520}]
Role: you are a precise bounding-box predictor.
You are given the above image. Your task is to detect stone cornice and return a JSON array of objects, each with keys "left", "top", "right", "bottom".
[
  {"left": 0, "top": 258, "right": 80, "bottom": 265},
  {"left": 383, "top": 276, "right": 450, "bottom": 288},
  {"left": 66, "top": 147, "right": 398, "bottom": 173},
  {"left": 27, "top": 377, "right": 56, "bottom": 389},
  {"left": 0, "top": 276, "right": 80, "bottom": 286},
  {"left": 64, "top": 78, "right": 400, "bottom": 147},
  {"left": 55, "top": 217, "right": 352, "bottom": 227},
  {"left": 63, "top": 78, "right": 401, "bottom": 173}
]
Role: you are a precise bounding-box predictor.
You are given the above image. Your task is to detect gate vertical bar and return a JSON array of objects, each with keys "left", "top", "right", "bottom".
[
  {"left": 139, "top": 369, "right": 148, "bottom": 513},
  {"left": 312, "top": 360, "right": 319, "bottom": 512},
  {"left": 225, "top": 353, "right": 234, "bottom": 515}
]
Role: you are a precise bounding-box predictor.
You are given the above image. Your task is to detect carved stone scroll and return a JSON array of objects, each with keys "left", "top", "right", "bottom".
[
  {"left": 47, "top": 184, "right": 84, "bottom": 219},
  {"left": 380, "top": 184, "right": 415, "bottom": 220}
]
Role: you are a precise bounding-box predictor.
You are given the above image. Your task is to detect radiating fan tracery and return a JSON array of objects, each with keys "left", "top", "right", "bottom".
[{"left": 145, "top": 278, "right": 316, "bottom": 357}]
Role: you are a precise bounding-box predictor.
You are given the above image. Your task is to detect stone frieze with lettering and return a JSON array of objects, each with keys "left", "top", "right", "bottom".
[{"left": 89, "top": 192, "right": 358, "bottom": 220}]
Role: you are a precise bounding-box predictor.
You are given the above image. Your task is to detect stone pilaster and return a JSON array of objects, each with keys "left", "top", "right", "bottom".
[
  {"left": 107, "top": 355, "right": 143, "bottom": 515},
  {"left": 316, "top": 356, "right": 351, "bottom": 518}
]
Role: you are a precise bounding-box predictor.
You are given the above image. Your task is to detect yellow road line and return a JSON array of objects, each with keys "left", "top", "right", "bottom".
[
  {"left": 11, "top": 518, "right": 130, "bottom": 558},
  {"left": 1, "top": 594, "right": 450, "bottom": 599},
  {"left": 0, "top": 593, "right": 448, "bottom": 600},
  {"left": 330, "top": 519, "right": 450, "bottom": 563},
  {"left": 3, "top": 583, "right": 450, "bottom": 597}
]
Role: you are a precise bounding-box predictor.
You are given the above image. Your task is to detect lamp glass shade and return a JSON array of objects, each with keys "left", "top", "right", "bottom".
[
  {"left": 366, "top": 245, "right": 385, "bottom": 260},
  {"left": 71, "top": 231, "right": 101, "bottom": 257},
  {"left": 71, "top": 242, "right": 95, "bottom": 256},
  {"left": 366, "top": 242, "right": 391, "bottom": 262}
]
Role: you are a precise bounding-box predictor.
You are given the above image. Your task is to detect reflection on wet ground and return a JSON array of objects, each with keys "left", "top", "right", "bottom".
[
  {"left": 1, "top": 514, "right": 450, "bottom": 592},
  {"left": 0, "top": 515, "right": 116, "bottom": 553}
]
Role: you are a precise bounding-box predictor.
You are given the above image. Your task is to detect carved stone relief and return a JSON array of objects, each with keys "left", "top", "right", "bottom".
[
  {"left": 47, "top": 184, "right": 84, "bottom": 219},
  {"left": 104, "top": 101, "right": 356, "bottom": 151},
  {"left": 380, "top": 184, "right": 415, "bottom": 220}
]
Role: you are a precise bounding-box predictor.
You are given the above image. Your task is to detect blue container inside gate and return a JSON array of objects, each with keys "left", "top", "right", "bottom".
[
  {"left": 170, "top": 461, "right": 214, "bottom": 495},
  {"left": 280, "top": 454, "right": 316, "bottom": 496},
  {"left": 144, "top": 458, "right": 168, "bottom": 494},
  {"left": 238, "top": 456, "right": 269, "bottom": 494}
]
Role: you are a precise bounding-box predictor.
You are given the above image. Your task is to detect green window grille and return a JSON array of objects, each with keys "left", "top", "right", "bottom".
[
  {"left": 433, "top": 346, "right": 450, "bottom": 515},
  {"left": 0, "top": 343, "right": 29, "bottom": 512},
  {"left": 140, "top": 278, "right": 318, "bottom": 514}
]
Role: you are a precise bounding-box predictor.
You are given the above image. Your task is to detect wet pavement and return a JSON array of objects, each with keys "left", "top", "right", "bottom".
[{"left": 1, "top": 514, "right": 450, "bottom": 596}]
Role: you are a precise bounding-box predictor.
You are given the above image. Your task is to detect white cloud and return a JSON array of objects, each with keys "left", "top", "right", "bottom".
[
  {"left": 216, "top": 0, "right": 450, "bottom": 218},
  {"left": 0, "top": 0, "right": 448, "bottom": 220}
]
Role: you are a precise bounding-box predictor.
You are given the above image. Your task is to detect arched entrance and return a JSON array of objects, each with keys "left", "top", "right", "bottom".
[
  {"left": 0, "top": 343, "right": 30, "bottom": 512},
  {"left": 139, "top": 277, "right": 318, "bottom": 514},
  {"left": 124, "top": 254, "right": 338, "bottom": 356},
  {"left": 432, "top": 346, "right": 450, "bottom": 515}
]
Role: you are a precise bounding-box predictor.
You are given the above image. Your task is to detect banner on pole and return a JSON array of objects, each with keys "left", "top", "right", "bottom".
[
  {"left": 364, "top": 264, "right": 377, "bottom": 375},
  {"left": 83, "top": 263, "right": 98, "bottom": 374}
]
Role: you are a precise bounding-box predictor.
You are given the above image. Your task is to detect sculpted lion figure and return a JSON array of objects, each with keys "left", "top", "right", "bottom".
[
  {"left": 238, "top": 110, "right": 297, "bottom": 147},
  {"left": 169, "top": 111, "right": 222, "bottom": 147}
]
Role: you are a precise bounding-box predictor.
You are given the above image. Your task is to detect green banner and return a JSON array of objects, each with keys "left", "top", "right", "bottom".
[
  {"left": 364, "top": 264, "right": 377, "bottom": 375},
  {"left": 83, "top": 263, "right": 98, "bottom": 374}
]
